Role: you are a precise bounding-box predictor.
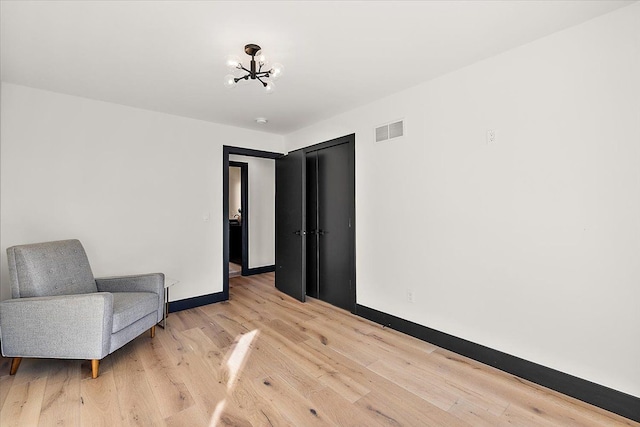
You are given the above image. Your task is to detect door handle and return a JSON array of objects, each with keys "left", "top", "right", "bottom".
[{"left": 294, "top": 230, "right": 307, "bottom": 235}]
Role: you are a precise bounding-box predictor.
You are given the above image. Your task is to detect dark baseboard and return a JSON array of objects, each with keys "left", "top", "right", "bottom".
[
  {"left": 167, "top": 265, "right": 275, "bottom": 312},
  {"left": 244, "top": 265, "right": 276, "bottom": 276},
  {"left": 169, "top": 291, "right": 227, "bottom": 313},
  {"left": 355, "top": 304, "right": 640, "bottom": 423}
]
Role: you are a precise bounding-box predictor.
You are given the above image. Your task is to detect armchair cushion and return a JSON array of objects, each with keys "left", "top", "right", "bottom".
[
  {"left": 7, "top": 239, "right": 97, "bottom": 298},
  {"left": 96, "top": 273, "right": 164, "bottom": 323},
  {"left": 112, "top": 292, "right": 158, "bottom": 333}
]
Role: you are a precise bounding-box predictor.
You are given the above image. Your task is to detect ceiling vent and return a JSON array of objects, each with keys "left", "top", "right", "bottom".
[{"left": 375, "top": 119, "right": 404, "bottom": 143}]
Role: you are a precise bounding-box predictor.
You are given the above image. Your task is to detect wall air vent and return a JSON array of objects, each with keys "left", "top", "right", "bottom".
[{"left": 375, "top": 119, "right": 404, "bottom": 143}]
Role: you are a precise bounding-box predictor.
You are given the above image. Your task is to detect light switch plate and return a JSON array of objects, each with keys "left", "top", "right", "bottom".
[{"left": 487, "top": 129, "right": 496, "bottom": 144}]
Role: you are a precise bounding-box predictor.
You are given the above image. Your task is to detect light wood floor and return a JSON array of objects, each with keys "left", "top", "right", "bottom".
[
  {"left": 229, "top": 262, "right": 242, "bottom": 278},
  {"left": 1, "top": 273, "right": 637, "bottom": 426}
]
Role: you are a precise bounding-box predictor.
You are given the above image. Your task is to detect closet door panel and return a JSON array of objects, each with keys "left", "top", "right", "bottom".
[
  {"left": 275, "top": 149, "right": 306, "bottom": 302},
  {"left": 317, "top": 142, "right": 352, "bottom": 311}
]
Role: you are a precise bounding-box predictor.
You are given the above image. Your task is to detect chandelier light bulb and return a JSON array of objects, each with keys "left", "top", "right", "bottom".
[
  {"left": 264, "top": 80, "right": 276, "bottom": 94},
  {"left": 270, "top": 63, "right": 284, "bottom": 80},
  {"left": 223, "top": 74, "right": 237, "bottom": 89},
  {"left": 225, "top": 55, "right": 242, "bottom": 70},
  {"left": 257, "top": 50, "right": 267, "bottom": 65}
]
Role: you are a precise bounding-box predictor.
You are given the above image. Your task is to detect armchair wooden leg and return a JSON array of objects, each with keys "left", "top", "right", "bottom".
[
  {"left": 10, "top": 357, "right": 22, "bottom": 375},
  {"left": 150, "top": 325, "right": 156, "bottom": 338},
  {"left": 91, "top": 359, "right": 99, "bottom": 379}
]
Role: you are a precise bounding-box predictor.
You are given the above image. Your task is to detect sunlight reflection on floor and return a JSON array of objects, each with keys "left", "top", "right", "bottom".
[{"left": 210, "top": 329, "right": 260, "bottom": 426}]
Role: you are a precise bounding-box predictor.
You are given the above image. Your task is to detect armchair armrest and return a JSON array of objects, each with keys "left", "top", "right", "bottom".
[
  {"left": 95, "top": 273, "right": 164, "bottom": 323},
  {"left": 0, "top": 293, "right": 114, "bottom": 360},
  {"left": 95, "top": 273, "right": 164, "bottom": 294}
]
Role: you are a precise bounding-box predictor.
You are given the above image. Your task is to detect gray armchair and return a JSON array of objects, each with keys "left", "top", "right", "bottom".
[{"left": 0, "top": 239, "right": 164, "bottom": 378}]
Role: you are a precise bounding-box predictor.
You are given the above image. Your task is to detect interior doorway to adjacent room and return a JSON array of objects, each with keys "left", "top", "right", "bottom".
[
  {"left": 222, "top": 146, "right": 282, "bottom": 300},
  {"left": 228, "top": 161, "right": 247, "bottom": 278}
]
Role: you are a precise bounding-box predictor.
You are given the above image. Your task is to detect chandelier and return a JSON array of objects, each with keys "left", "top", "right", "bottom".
[{"left": 224, "top": 44, "right": 284, "bottom": 94}]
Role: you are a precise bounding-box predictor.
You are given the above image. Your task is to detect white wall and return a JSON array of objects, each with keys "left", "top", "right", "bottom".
[
  {"left": 285, "top": 4, "right": 640, "bottom": 397},
  {"left": 229, "top": 155, "right": 275, "bottom": 269},
  {"left": 0, "top": 83, "right": 285, "bottom": 302},
  {"left": 228, "top": 166, "right": 241, "bottom": 219}
]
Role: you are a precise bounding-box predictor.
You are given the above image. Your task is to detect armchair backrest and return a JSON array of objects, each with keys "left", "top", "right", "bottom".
[{"left": 7, "top": 239, "right": 98, "bottom": 298}]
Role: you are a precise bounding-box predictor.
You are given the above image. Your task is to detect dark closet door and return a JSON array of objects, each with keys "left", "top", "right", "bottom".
[
  {"left": 317, "top": 141, "right": 354, "bottom": 311},
  {"left": 275, "top": 149, "right": 306, "bottom": 302}
]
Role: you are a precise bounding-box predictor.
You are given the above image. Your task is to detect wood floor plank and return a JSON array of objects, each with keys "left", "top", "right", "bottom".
[
  {"left": 1, "top": 376, "right": 47, "bottom": 427},
  {"left": 308, "top": 305, "right": 439, "bottom": 358},
  {"left": 163, "top": 405, "right": 209, "bottom": 427},
  {"left": 310, "top": 315, "right": 444, "bottom": 376},
  {"left": 236, "top": 284, "right": 318, "bottom": 330},
  {"left": 112, "top": 371, "right": 165, "bottom": 427},
  {"left": 246, "top": 321, "right": 328, "bottom": 380},
  {"left": 498, "top": 402, "right": 560, "bottom": 427},
  {"left": 155, "top": 319, "right": 194, "bottom": 367},
  {"left": 0, "top": 374, "right": 16, "bottom": 410},
  {"left": 226, "top": 287, "right": 279, "bottom": 323},
  {"left": 306, "top": 385, "right": 385, "bottom": 427},
  {"left": 136, "top": 335, "right": 196, "bottom": 419},
  {"left": 448, "top": 399, "right": 503, "bottom": 427},
  {"left": 300, "top": 338, "right": 379, "bottom": 395},
  {"left": 252, "top": 374, "right": 336, "bottom": 426},
  {"left": 303, "top": 337, "right": 469, "bottom": 425},
  {"left": 316, "top": 368, "right": 371, "bottom": 404},
  {"left": 234, "top": 278, "right": 315, "bottom": 323},
  {"left": 79, "top": 370, "right": 123, "bottom": 427},
  {"left": 208, "top": 310, "right": 252, "bottom": 339},
  {"left": 242, "top": 329, "right": 372, "bottom": 414},
  {"left": 300, "top": 317, "right": 381, "bottom": 366},
  {"left": 368, "top": 358, "right": 459, "bottom": 411},
  {"left": 188, "top": 306, "right": 236, "bottom": 350},
  {"left": 233, "top": 333, "right": 292, "bottom": 382},
  {"left": 266, "top": 318, "right": 311, "bottom": 343},
  {"left": 169, "top": 307, "right": 210, "bottom": 333},
  {"left": 369, "top": 352, "right": 509, "bottom": 416},
  {"left": 8, "top": 357, "right": 50, "bottom": 386},
  {"left": 38, "top": 360, "right": 82, "bottom": 427},
  {"left": 223, "top": 369, "right": 294, "bottom": 426},
  {"left": 432, "top": 347, "right": 636, "bottom": 427},
  {"left": 110, "top": 342, "right": 166, "bottom": 427},
  {"left": 355, "top": 389, "right": 470, "bottom": 427},
  {"left": 177, "top": 347, "right": 230, "bottom": 421},
  {"left": 180, "top": 325, "right": 222, "bottom": 356}
]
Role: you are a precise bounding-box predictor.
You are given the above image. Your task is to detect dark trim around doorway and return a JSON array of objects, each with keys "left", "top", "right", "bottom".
[{"left": 223, "top": 146, "right": 283, "bottom": 300}]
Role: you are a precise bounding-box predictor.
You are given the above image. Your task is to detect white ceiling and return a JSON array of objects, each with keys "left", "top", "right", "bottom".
[{"left": 1, "top": 1, "right": 635, "bottom": 135}]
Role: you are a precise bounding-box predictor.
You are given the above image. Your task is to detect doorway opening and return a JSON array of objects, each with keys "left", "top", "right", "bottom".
[
  {"left": 222, "top": 146, "right": 282, "bottom": 300},
  {"left": 228, "top": 161, "right": 247, "bottom": 278}
]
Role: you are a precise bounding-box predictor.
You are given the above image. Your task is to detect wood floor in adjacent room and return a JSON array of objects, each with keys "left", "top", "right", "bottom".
[{"left": 0, "top": 273, "right": 636, "bottom": 426}]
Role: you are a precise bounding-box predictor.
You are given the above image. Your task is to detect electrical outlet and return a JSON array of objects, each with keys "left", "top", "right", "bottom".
[{"left": 407, "top": 289, "right": 415, "bottom": 303}]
